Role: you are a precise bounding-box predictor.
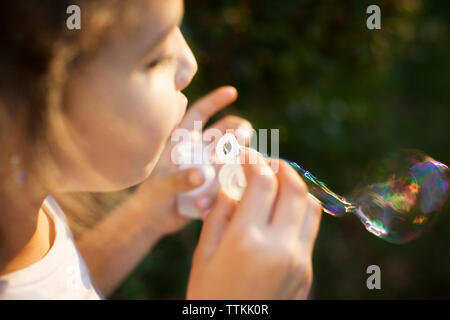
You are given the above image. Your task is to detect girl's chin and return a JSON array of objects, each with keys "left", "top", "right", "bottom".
[
  {"left": 98, "top": 161, "right": 158, "bottom": 192},
  {"left": 133, "top": 151, "right": 162, "bottom": 184}
]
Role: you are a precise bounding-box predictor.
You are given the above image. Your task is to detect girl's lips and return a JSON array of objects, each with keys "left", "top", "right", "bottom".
[
  {"left": 181, "top": 93, "right": 188, "bottom": 112},
  {"left": 177, "top": 92, "right": 189, "bottom": 123}
]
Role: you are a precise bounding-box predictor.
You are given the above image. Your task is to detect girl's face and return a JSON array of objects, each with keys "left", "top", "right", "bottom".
[{"left": 47, "top": 0, "right": 197, "bottom": 192}]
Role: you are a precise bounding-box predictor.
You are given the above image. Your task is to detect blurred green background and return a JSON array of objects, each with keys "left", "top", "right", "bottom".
[{"left": 111, "top": 0, "right": 450, "bottom": 299}]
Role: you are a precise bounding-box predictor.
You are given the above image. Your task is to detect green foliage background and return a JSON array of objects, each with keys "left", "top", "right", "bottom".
[{"left": 112, "top": 0, "right": 450, "bottom": 299}]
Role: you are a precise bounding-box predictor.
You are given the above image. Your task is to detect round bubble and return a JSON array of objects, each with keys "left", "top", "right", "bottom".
[{"left": 350, "top": 150, "right": 449, "bottom": 244}]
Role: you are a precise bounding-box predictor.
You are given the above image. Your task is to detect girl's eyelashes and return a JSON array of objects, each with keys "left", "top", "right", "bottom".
[
  {"left": 145, "top": 54, "right": 175, "bottom": 71},
  {"left": 146, "top": 57, "right": 163, "bottom": 69}
]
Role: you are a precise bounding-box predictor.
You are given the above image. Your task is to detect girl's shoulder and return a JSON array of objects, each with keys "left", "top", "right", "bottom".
[{"left": 0, "top": 195, "right": 103, "bottom": 300}]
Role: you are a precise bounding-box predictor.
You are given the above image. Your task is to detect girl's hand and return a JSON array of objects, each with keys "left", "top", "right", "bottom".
[
  {"left": 132, "top": 86, "right": 253, "bottom": 235},
  {"left": 186, "top": 152, "right": 322, "bottom": 299}
]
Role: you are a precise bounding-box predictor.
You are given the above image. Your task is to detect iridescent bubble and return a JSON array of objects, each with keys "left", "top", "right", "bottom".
[{"left": 351, "top": 150, "right": 449, "bottom": 244}]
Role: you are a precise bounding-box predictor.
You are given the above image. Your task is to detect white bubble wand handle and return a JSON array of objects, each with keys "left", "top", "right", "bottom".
[
  {"left": 174, "top": 134, "right": 217, "bottom": 219},
  {"left": 215, "top": 133, "right": 249, "bottom": 201}
]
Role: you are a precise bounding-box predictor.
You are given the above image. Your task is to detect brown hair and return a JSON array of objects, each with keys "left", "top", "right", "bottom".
[{"left": 0, "top": 0, "right": 150, "bottom": 237}]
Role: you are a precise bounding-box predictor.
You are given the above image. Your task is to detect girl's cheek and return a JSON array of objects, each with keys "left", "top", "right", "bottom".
[{"left": 145, "top": 73, "right": 181, "bottom": 130}]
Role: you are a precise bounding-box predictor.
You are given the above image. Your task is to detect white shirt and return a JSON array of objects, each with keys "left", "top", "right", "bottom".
[{"left": 0, "top": 195, "right": 104, "bottom": 300}]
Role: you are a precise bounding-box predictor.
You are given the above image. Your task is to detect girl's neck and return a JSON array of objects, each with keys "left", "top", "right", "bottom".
[
  {"left": 0, "top": 171, "right": 54, "bottom": 275},
  {"left": 0, "top": 208, "right": 55, "bottom": 275}
]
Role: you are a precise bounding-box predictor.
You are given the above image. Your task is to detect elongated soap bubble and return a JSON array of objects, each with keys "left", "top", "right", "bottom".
[{"left": 284, "top": 160, "right": 355, "bottom": 217}]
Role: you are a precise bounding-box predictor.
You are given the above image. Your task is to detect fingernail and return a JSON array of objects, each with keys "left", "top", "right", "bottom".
[
  {"left": 236, "top": 125, "right": 253, "bottom": 141},
  {"left": 224, "top": 86, "right": 238, "bottom": 99},
  {"left": 190, "top": 130, "right": 202, "bottom": 141},
  {"left": 197, "top": 196, "right": 212, "bottom": 209},
  {"left": 189, "top": 169, "right": 205, "bottom": 187}
]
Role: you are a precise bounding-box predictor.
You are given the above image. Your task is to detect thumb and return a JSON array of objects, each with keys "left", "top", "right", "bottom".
[
  {"left": 195, "top": 191, "right": 236, "bottom": 261},
  {"left": 160, "top": 167, "right": 206, "bottom": 194}
]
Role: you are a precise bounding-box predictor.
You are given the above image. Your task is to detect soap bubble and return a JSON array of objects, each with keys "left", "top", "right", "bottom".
[{"left": 351, "top": 150, "right": 449, "bottom": 244}]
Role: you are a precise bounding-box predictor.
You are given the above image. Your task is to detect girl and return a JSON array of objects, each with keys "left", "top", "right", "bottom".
[{"left": 0, "top": 0, "right": 322, "bottom": 299}]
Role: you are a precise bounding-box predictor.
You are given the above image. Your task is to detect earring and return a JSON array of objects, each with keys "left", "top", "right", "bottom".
[{"left": 10, "top": 155, "right": 27, "bottom": 186}]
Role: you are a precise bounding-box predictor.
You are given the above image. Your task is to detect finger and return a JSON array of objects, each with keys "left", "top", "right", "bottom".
[
  {"left": 195, "top": 191, "right": 236, "bottom": 261},
  {"left": 299, "top": 194, "right": 323, "bottom": 254},
  {"left": 233, "top": 149, "right": 278, "bottom": 227},
  {"left": 179, "top": 86, "right": 238, "bottom": 130},
  {"left": 270, "top": 160, "right": 309, "bottom": 239},
  {"left": 159, "top": 167, "right": 206, "bottom": 194},
  {"left": 194, "top": 182, "right": 220, "bottom": 213},
  {"left": 204, "top": 115, "right": 253, "bottom": 147}
]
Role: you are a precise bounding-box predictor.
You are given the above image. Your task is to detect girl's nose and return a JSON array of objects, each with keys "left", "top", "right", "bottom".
[{"left": 174, "top": 29, "right": 198, "bottom": 91}]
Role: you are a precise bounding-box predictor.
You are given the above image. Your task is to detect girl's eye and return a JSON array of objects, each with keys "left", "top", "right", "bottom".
[
  {"left": 146, "top": 58, "right": 162, "bottom": 69},
  {"left": 145, "top": 55, "right": 174, "bottom": 70}
]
